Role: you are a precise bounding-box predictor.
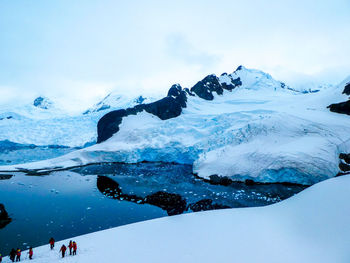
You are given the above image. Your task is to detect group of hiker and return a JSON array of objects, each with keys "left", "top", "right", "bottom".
[
  {"left": 7, "top": 248, "right": 32, "bottom": 262},
  {"left": 50, "top": 237, "right": 78, "bottom": 258},
  {"left": 1, "top": 237, "right": 77, "bottom": 262}
]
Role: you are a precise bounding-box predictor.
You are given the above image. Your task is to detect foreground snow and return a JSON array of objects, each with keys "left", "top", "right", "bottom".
[
  {"left": 1, "top": 67, "right": 349, "bottom": 184},
  {"left": 6, "top": 175, "right": 350, "bottom": 263}
]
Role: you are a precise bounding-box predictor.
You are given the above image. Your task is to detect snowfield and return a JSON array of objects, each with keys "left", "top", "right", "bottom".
[
  {"left": 4, "top": 175, "right": 350, "bottom": 263},
  {"left": 1, "top": 67, "right": 349, "bottom": 184}
]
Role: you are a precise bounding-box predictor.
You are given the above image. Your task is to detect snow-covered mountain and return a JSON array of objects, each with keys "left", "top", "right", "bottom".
[
  {"left": 5, "top": 175, "right": 350, "bottom": 263},
  {"left": 83, "top": 93, "right": 151, "bottom": 115},
  {"left": 0, "top": 94, "right": 156, "bottom": 147},
  {"left": 1, "top": 66, "right": 349, "bottom": 185}
]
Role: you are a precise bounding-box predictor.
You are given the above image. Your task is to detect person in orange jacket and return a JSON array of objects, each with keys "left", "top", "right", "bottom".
[
  {"left": 49, "top": 237, "right": 55, "bottom": 250},
  {"left": 72, "top": 241, "right": 77, "bottom": 256},
  {"left": 68, "top": 241, "right": 73, "bottom": 255},
  {"left": 15, "top": 249, "right": 21, "bottom": 262},
  {"left": 28, "top": 247, "right": 33, "bottom": 260},
  {"left": 59, "top": 245, "right": 66, "bottom": 258}
]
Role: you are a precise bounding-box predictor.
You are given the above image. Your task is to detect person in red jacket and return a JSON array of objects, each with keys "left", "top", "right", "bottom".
[
  {"left": 59, "top": 245, "right": 66, "bottom": 258},
  {"left": 49, "top": 237, "right": 55, "bottom": 250},
  {"left": 72, "top": 241, "right": 77, "bottom": 256},
  {"left": 15, "top": 249, "right": 21, "bottom": 262},
  {"left": 68, "top": 241, "right": 73, "bottom": 255},
  {"left": 28, "top": 247, "right": 33, "bottom": 260}
]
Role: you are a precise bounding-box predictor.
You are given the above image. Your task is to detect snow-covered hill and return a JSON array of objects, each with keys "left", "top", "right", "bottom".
[{"left": 5, "top": 175, "right": 350, "bottom": 263}]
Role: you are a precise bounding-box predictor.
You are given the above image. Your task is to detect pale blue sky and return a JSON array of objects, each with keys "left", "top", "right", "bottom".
[{"left": 1, "top": 0, "right": 349, "bottom": 111}]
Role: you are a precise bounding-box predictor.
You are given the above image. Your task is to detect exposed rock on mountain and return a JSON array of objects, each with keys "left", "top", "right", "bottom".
[
  {"left": 328, "top": 100, "right": 350, "bottom": 115},
  {"left": 33, "top": 96, "right": 53, "bottom": 109},
  {"left": 343, "top": 83, "right": 350, "bottom": 95},
  {"left": 97, "top": 84, "right": 187, "bottom": 143}
]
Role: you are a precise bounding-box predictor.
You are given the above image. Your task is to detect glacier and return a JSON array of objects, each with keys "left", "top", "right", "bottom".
[{"left": 0, "top": 66, "right": 349, "bottom": 185}]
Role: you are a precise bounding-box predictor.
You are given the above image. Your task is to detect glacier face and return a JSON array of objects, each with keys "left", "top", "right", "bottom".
[{"left": 1, "top": 66, "right": 349, "bottom": 185}]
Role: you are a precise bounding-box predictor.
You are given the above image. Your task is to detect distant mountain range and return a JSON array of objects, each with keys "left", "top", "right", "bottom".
[{"left": 0, "top": 66, "right": 349, "bottom": 185}]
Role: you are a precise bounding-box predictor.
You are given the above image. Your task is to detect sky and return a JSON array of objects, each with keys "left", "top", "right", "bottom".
[{"left": 0, "top": 0, "right": 349, "bottom": 112}]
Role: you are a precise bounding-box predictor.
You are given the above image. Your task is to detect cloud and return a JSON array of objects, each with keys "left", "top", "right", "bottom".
[{"left": 165, "top": 33, "right": 219, "bottom": 69}]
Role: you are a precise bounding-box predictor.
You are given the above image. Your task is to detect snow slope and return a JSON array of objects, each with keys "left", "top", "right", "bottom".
[
  {"left": 4, "top": 175, "right": 350, "bottom": 263},
  {"left": 1, "top": 67, "right": 349, "bottom": 184}
]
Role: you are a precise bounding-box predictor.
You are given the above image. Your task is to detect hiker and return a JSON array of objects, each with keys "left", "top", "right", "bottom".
[
  {"left": 15, "top": 249, "right": 21, "bottom": 262},
  {"left": 9, "top": 248, "right": 16, "bottom": 262},
  {"left": 59, "top": 244, "right": 66, "bottom": 258},
  {"left": 68, "top": 240, "right": 73, "bottom": 255},
  {"left": 28, "top": 247, "right": 33, "bottom": 260},
  {"left": 49, "top": 237, "right": 55, "bottom": 249},
  {"left": 72, "top": 241, "right": 77, "bottom": 256},
  {"left": 0, "top": 253, "right": 2, "bottom": 263}
]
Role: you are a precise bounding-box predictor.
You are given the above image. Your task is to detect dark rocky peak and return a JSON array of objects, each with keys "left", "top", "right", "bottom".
[
  {"left": 236, "top": 65, "right": 244, "bottom": 71},
  {"left": 343, "top": 83, "right": 350, "bottom": 95},
  {"left": 33, "top": 96, "right": 53, "bottom": 109},
  {"left": 97, "top": 84, "right": 188, "bottom": 143},
  {"left": 166, "top": 84, "right": 187, "bottom": 108},
  {"left": 167, "top": 84, "right": 182, "bottom": 97},
  {"left": 190, "top": 74, "right": 223, "bottom": 100},
  {"left": 190, "top": 73, "right": 242, "bottom": 100}
]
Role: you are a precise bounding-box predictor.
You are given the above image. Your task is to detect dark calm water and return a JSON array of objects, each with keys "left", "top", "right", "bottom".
[{"left": 0, "top": 162, "right": 306, "bottom": 253}]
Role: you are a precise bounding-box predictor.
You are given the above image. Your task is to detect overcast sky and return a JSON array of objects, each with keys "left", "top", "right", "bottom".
[{"left": 1, "top": 0, "right": 349, "bottom": 111}]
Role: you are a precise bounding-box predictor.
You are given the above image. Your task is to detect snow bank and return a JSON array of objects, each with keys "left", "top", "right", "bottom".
[{"left": 6, "top": 175, "right": 350, "bottom": 263}]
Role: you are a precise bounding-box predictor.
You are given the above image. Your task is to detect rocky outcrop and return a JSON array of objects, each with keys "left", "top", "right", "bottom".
[
  {"left": 144, "top": 191, "right": 187, "bottom": 216},
  {"left": 328, "top": 82, "right": 350, "bottom": 115},
  {"left": 0, "top": 204, "right": 11, "bottom": 229},
  {"left": 339, "top": 153, "right": 350, "bottom": 173},
  {"left": 343, "top": 83, "right": 350, "bottom": 95},
  {"left": 328, "top": 100, "right": 350, "bottom": 115},
  {"left": 191, "top": 74, "right": 224, "bottom": 100},
  {"left": 189, "top": 199, "right": 230, "bottom": 212},
  {"left": 97, "top": 84, "right": 187, "bottom": 143},
  {"left": 33, "top": 96, "right": 52, "bottom": 109},
  {"left": 190, "top": 74, "right": 241, "bottom": 100}
]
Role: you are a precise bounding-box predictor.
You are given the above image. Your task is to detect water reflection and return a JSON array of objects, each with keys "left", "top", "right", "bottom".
[
  {"left": 97, "top": 175, "right": 231, "bottom": 215},
  {"left": 97, "top": 176, "right": 187, "bottom": 215},
  {"left": 0, "top": 204, "right": 11, "bottom": 229}
]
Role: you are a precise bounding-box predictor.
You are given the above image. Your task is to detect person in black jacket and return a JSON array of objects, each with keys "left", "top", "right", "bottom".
[{"left": 9, "top": 248, "right": 16, "bottom": 262}]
